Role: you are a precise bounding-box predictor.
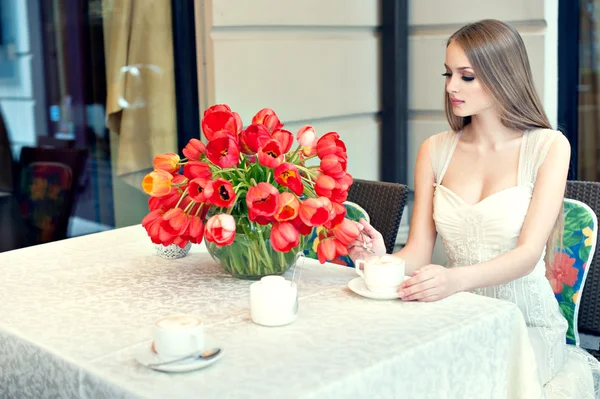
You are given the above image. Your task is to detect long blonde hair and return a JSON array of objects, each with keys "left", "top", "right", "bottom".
[{"left": 445, "top": 19, "right": 563, "bottom": 264}]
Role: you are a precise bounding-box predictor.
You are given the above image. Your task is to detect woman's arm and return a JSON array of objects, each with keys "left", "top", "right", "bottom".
[
  {"left": 350, "top": 139, "right": 439, "bottom": 274},
  {"left": 399, "top": 134, "right": 571, "bottom": 301},
  {"left": 390, "top": 138, "right": 439, "bottom": 275}
]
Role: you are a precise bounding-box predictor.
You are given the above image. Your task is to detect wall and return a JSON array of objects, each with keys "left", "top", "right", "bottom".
[
  {"left": 196, "top": 0, "right": 381, "bottom": 181},
  {"left": 0, "top": 0, "right": 46, "bottom": 158},
  {"left": 406, "top": 0, "right": 559, "bottom": 262}
]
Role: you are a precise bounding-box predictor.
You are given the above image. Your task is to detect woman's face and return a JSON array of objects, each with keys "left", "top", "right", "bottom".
[{"left": 444, "top": 40, "right": 494, "bottom": 118}]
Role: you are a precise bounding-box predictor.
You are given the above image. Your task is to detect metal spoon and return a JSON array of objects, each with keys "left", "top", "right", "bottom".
[
  {"left": 360, "top": 230, "right": 375, "bottom": 254},
  {"left": 148, "top": 347, "right": 221, "bottom": 367}
]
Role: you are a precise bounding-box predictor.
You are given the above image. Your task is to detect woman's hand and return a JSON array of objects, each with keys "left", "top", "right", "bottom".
[
  {"left": 348, "top": 219, "right": 387, "bottom": 262},
  {"left": 397, "top": 264, "right": 460, "bottom": 302}
]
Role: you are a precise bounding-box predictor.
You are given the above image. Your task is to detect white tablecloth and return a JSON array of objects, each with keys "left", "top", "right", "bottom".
[{"left": 0, "top": 226, "right": 543, "bottom": 398}]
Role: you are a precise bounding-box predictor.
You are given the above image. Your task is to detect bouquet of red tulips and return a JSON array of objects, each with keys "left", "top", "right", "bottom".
[{"left": 141, "top": 104, "right": 360, "bottom": 277}]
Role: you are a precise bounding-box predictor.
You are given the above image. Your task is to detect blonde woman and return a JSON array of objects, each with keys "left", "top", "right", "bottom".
[{"left": 350, "top": 19, "right": 600, "bottom": 395}]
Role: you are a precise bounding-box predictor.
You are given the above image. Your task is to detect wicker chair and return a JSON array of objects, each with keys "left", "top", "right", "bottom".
[
  {"left": 565, "top": 180, "right": 600, "bottom": 359},
  {"left": 346, "top": 179, "right": 409, "bottom": 254}
]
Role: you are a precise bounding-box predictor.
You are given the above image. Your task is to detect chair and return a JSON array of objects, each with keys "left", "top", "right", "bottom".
[
  {"left": 15, "top": 146, "right": 88, "bottom": 244},
  {"left": 0, "top": 106, "right": 15, "bottom": 193},
  {"left": 346, "top": 179, "right": 409, "bottom": 254},
  {"left": 565, "top": 180, "right": 600, "bottom": 360}
]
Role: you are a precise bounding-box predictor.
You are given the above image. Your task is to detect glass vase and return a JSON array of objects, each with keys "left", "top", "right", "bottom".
[{"left": 205, "top": 216, "right": 305, "bottom": 280}]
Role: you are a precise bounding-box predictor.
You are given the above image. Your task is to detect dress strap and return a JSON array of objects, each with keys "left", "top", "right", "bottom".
[
  {"left": 429, "top": 130, "right": 461, "bottom": 185},
  {"left": 519, "top": 129, "right": 562, "bottom": 186}
]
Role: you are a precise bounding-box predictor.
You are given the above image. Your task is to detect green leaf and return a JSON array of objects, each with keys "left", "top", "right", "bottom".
[
  {"left": 559, "top": 301, "right": 575, "bottom": 323},
  {"left": 561, "top": 285, "right": 575, "bottom": 303},
  {"left": 566, "top": 324, "right": 576, "bottom": 343},
  {"left": 579, "top": 245, "right": 592, "bottom": 263},
  {"left": 563, "top": 231, "right": 583, "bottom": 248},
  {"left": 564, "top": 207, "right": 594, "bottom": 231}
]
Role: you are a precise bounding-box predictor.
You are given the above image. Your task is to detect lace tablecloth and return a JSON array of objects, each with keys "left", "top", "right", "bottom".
[{"left": 0, "top": 226, "right": 544, "bottom": 398}]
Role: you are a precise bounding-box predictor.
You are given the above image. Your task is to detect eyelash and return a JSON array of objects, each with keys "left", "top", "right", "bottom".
[{"left": 442, "top": 73, "right": 475, "bottom": 82}]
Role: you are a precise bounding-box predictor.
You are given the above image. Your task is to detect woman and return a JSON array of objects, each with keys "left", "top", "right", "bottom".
[{"left": 350, "top": 19, "right": 600, "bottom": 395}]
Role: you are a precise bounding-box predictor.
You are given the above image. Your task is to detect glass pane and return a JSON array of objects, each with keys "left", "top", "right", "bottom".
[{"left": 0, "top": 0, "right": 191, "bottom": 251}]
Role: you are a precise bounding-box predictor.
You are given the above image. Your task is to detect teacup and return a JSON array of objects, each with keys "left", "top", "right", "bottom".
[
  {"left": 152, "top": 314, "right": 204, "bottom": 359},
  {"left": 355, "top": 255, "right": 405, "bottom": 294}
]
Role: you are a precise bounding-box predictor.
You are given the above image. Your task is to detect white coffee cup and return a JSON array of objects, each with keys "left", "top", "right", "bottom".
[
  {"left": 355, "top": 255, "right": 405, "bottom": 294},
  {"left": 152, "top": 314, "right": 204, "bottom": 359}
]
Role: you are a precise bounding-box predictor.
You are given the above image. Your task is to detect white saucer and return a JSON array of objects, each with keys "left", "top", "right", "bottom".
[
  {"left": 135, "top": 343, "right": 224, "bottom": 373},
  {"left": 348, "top": 276, "right": 409, "bottom": 300}
]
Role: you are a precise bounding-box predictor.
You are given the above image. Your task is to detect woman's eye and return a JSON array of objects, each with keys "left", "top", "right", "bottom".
[
  {"left": 462, "top": 76, "right": 475, "bottom": 82},
  {"left": 442, "top": 73, "right": 451, "bottom": 77}
]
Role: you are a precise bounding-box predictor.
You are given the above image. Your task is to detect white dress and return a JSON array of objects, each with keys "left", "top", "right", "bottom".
[{"left": 429, "top": 129, "right": 600, "bottom": 398}]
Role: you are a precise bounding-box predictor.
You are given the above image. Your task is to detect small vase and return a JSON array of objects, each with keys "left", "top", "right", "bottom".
[
  {"left": 205, "top": 217, "right": 305, "bottom": 280},
  {"left": 154, "top": 242, "right": 192, "bottom": 259}
]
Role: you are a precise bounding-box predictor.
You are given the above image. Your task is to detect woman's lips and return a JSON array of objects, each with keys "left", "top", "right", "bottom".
[{"left": 450, "top": 98, "right": 464, "bottom": 106}]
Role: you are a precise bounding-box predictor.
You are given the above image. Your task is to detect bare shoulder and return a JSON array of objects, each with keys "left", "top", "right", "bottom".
[{"left": 543, "top": 129, "right": 571, "bottom": 162}]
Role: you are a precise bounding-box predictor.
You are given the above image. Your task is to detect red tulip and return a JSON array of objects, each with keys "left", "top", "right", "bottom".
[
  {"left": 207, "top": 178, "right": 236, "bottom": 208},
  {"left": 274, "top": 163, "right": 303, "bottom": 196},
  {"left": 270, "top": 222, "right": 300, "bottom": 252},
  {"left": 142, "top": 209, "right": 174, "bottom": 245},
  {"left": 161, "top": 208, "right": 191, "bottom": 236},
  {"left": 299, "top": 197, "right": 333, "bottom": 226},
  {"left": 203, "top": 104, "right": 232, "bottom": 116},
  {"left": 240, "top": 124, "right": 271, "bottom": 155},
  {"left": 252, "top": 108, "right": 283, "bottom": 133},
  {"left": 188, "top": 178, "right": 214, "bottom": 203},
  {"left": 181, "top": 215, "right": 204, "bottom": 244},
  {"left": 246, "top": 182, "right": 279, "bottom": 217},
  {"left": 315, "top": 174, "right": 335, "bottom": 198},
  {"left": 316, "top": 132, "right": 346, "bottom": 159},
  {"left": 315, "top": 173, "right": 351, "bottom": 203},
  {"left": 320, "top": 154, "right": 347, "bottom": 178},
  {"left": 142, "top": 169, "right": 173, "bottom": 197},
  {"left": 205, "top": 214, "right": 236, "bottom": 246},
  {"left": 272, "top": 129, "right": 293, "bottom": 153},
  {"left": 332, "top": 218, "right": 360, "bottom": 246},
  {"left": 275, "top": 192, "right": 300, "bottom": 222},
  {"left": 153, "top": 153, "right": 180, "bottom": 174},
  {"left": 249, "top": 209, "right": 274, "bottom": 225},
  {"left": 291, "top": 216, "right": 314, "bottom": 236},
  {"left": 325, "top": 202, "right": 347, "bottom": 229},
  {"left": 257, "top": 139, "right": 285, "bottom": 169},
  {"left": 317, "top": 237, "right": 337, "bottom": 263},
  {"left": 183, "top": 161, "right": 212, "bottom": 180},
  {"left": 202, "top": 111, "right": 240, "bottom": 141},
  {"left": 206, "top": 136, "right": 240, "bottom": 168},
  {"left": 182, "top": 139, "right": 206, "bottom": 161}
]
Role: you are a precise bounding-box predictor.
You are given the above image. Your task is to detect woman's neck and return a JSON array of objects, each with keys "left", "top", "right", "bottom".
[{"left": 463, "top": 111, "right": 522, "bottom": 148}]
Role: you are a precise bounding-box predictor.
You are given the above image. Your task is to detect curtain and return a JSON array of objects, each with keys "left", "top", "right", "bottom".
[
  {"left": 578, "top": 0, "right": 600, "bottom": 181},
  {"left": 102, "top": 0, "right": 177, "bottom": 182}
]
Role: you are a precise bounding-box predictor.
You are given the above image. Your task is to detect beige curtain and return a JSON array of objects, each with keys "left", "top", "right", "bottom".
[
  {"left": 578, "top": 0, "right": 600, "bottom": 181},
  {"left": 102, "top": 0, "right": 177, "bottom": 180}
]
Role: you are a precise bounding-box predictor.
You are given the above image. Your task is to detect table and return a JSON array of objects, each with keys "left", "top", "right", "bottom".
[{"left": 0, "top": 226, "right": 543, "bottom": 398}]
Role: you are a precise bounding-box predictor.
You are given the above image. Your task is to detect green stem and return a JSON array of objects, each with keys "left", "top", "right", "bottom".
[
  {"left": 184, "top": 200, "right": 196, "bottom": 214},
  {"left": 194, "top": 203, "right": 205, "bottom": 216},
  {"left": 175, "top": 188, "right": 189, "bottom": 208}
]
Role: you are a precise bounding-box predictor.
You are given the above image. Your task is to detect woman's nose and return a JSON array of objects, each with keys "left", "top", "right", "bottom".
[{"left": 446, "top": 76, "right": 459, "bottom": 94}]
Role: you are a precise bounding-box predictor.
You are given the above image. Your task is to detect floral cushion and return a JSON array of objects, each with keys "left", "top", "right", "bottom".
[
  {"left": 303, "top": 201, "right": 369, "bottom": 267},
  {"left": 18, "top": 162, "right": 73, "bottom": 243},
  {"left": 547, "top": 199, "right": 597, "bottom": 346}
]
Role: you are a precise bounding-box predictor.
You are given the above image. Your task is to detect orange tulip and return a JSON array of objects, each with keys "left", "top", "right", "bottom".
[
  {"left": 142, "top": 169, "right": 173, "bottom": 197},
  {"left": 153, "top": 153, "right": 180, "bottom": 174},
  {"left": 299, "top": 197, "right": 333, "bottom": 227},
  {"left": 275, "top": 192, "right": 300, "bottom": 222},
  {"left": 270, "top": 222, "right": 300, "bottom": 252}
]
